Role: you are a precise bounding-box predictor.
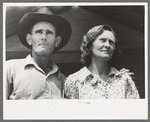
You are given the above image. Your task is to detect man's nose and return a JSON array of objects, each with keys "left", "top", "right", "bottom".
[{"left": 41, "top": 33, "right": 46, "bottom": 41}]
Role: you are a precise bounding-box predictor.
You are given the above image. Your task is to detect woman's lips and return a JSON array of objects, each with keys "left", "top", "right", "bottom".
[{"left": 101, "top": 50, "right": 109, "bottom": 53}]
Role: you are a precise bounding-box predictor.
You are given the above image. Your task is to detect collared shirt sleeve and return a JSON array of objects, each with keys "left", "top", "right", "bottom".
[
  {"left": 5, "top": 56, "right": 30, "bottom": 100},
  {"left": 6, "top": 60, "right": 15, "bottom": 99},
  {"left": 59, "top": 73, "right": 66, "bottom": 98},
  {"left": 6, "top": 54, "right": 65, "bottom": 100}
]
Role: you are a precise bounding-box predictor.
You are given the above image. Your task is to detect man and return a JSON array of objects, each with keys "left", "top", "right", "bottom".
[{"left": 6, "top": 7, "right": 72, "bottom": 100}]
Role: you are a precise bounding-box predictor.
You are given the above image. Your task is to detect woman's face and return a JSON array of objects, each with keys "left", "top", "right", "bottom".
[{"left": 91, "top": 30, "right": 116, "bottom": 62}]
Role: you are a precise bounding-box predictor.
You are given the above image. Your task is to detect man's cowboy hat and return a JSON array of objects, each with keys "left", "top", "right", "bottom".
[{"left": 17, "top": 7, "right": 71, "bottom": 51}]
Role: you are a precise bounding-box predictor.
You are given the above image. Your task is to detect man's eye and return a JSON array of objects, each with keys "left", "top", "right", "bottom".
[
  {"left": 47, "top": 31, "right": 53, "bottom": 34},
  {"left": 36, "top": 30, "right": 42, "bottom": 34}
]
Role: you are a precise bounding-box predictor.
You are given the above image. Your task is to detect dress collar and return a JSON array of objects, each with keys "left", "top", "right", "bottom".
[
  {"left": 80, "top": 66, "right": 120, "bottom": 85},
  {"left": 81, "top": 66, "right": 120, "bottom": 77},
  {"left": 108, "top": 67, "right": 120, "bottom": 76}
]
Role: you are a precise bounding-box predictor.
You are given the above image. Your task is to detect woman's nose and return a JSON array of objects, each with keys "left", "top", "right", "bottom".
[{"left": 104, "top": 40, "right": 110, "bottom": 47}]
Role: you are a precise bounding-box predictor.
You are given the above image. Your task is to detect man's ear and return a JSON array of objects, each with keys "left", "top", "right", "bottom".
[
  {"left": 55, "top": 36, "right": 61, "bottom": 47},
  {"left": 26, "top": 34, "right": 32, "bottom": 46}
]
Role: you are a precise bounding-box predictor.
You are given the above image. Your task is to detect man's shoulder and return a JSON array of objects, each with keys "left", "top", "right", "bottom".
[
  {"left": 6, "top": 58, "right": 26, "bottom": 69},
  {"left": 6, "top": 58, "right": 26, "bottom": 64}
]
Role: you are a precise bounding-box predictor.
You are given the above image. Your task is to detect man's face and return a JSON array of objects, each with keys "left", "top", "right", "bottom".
[{"left": 27, "top": 21, "right": 60, "bottom": 56}]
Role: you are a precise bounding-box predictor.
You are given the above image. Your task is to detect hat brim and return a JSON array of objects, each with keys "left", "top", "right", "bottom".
[{"left": 17, "top": 13, "right": 71, "bottom": 51}]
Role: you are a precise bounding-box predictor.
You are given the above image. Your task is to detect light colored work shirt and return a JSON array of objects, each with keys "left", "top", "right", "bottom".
[
  {"left": 6, "top": 54, "right": 66, "bottom": 100},
  {"left": 64, "top": 66, "right": 140, "bottom": 99}
]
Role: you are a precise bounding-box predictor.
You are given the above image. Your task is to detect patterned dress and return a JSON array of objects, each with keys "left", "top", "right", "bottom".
[{"left": 64, "top": 67, "right": 140, "bottom": 99}]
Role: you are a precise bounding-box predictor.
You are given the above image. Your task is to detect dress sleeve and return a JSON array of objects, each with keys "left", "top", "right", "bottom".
[
  {"left": 124, "top": 72, "right": 140, "bottom": 99},
  {"left": 64, "top": 74, "right": 79, "bottom": 99}
]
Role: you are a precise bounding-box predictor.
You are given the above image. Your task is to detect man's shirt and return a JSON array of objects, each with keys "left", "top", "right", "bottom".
[{"left": 6, "top": 54, "right": 66, "bottom": 100}]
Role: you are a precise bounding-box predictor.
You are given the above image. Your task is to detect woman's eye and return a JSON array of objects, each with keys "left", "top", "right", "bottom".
[
  {"left": 109, "top": 40, "right": 115, "bottom": 46},
  {"left": 100, "top": 39, "right": 106, "bottom": 43}
]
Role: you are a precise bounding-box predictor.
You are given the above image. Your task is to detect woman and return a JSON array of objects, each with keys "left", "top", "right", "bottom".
[{"left": 64, "top": 24, "right": 140, "bottom": 99}]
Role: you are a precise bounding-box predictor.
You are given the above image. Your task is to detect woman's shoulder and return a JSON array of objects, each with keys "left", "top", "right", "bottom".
[
  {"left": 65, "top": 66, "right": 90, "bottom": 83},
  {"left": 111, "top": 67, "right": 135, "bottom": 85},
  {"left": 118, "top": 68, "right": 134, "bottom": 79},
  {"left": 111, "top": 67, "right": 133, "bottom": 76},
  {"left": 111, "top": 67, "right": 137, "bottom": 87},
  {"left": 117, "top": 68, "right": 140, "bottom": 98}
]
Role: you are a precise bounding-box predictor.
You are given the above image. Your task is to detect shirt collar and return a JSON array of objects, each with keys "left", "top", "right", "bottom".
[
  {"left": 23, "top": 54, "right": 59, "bottom": 75},
  {"left": 23, "top": 54, "right": 36, "bottom": 67}
]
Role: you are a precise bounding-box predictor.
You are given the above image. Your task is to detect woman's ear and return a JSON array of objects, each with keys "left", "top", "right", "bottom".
[
  {"left": 26, "top": 34, "right": 32, "bottom": 46},
  {"left": 55, "top": 36, "right": 61, "bottom": 47}
]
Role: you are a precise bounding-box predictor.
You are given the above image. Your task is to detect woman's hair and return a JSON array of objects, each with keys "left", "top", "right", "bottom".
[{"left": 80, "top": 24, "right": 121, "bottom": 67}]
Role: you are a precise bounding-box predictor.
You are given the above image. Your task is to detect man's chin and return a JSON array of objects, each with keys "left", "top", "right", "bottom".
[
  {"left": 37, "top": 48, "right": 53, "bottom": 54},
  {"left": 37, "top": 51, "right": 52, "bottom": 56}
]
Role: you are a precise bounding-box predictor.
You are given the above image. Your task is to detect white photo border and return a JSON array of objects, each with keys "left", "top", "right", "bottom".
[{"left": 3, "top": 2, "right": 148, "bottom": 120}]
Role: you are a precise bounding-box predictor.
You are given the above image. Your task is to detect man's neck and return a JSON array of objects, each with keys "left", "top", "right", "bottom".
[{"left": 32, "top": 53, "right": 52, "bottom": 74}]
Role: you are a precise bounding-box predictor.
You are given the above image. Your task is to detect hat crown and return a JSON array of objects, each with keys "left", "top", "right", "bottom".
[{"left": 36, "top": 7, "right": 53, "bottom": 15}]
